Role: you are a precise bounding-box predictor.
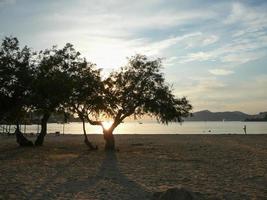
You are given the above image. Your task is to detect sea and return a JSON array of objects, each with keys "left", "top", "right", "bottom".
[{"left": 4, "top": 121, "right": 267, "bottom": 135}]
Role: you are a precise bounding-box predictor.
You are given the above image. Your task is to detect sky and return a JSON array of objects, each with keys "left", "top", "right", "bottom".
[{"left": 0, "top": 0, "right": 267, "bottom": 114}]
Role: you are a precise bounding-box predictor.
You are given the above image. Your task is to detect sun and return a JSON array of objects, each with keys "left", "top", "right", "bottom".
[{"left": 102, "top": 121, "right": 113, "bottom": 130}]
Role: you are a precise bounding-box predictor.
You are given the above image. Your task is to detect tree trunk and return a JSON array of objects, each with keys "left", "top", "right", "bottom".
[
  {"left": 35, "top": 112, "right": 50, "bottom": 146},
  {"left": 103, "top": 129, "right": 115, "bottom": 151},
  {"left": 15, "top": 122, "right": 33, "bottom": 147},
  {"left": 82, "top": 118, "right": 98, "bottom": 150}
]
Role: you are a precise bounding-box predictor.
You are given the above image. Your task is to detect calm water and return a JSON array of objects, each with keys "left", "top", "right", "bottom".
[{"left": 4, "top": 121, "right": 267, "bottom": 134}]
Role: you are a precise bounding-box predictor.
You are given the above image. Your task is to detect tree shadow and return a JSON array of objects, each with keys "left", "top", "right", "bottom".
[{"left": 40, "top": 151, "right": 150, "bottom": 199}]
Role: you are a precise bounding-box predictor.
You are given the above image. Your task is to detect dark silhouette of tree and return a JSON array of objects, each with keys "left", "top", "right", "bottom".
[
  {"left": 84, "top": 55, "right": 192, "bottom": 150},
  {"left": 1, "top": 37, "right": 192, "bottom": 150},
  {"left": 0, "top": 36, "right": 34, "bottom": 146},
  {"left": 0, "top": 38, "right": 101, "bottom": 147},
  {"left": 32, "top": 44, "right": 81, "bottom": 146},
  {"left": 61, "top": 45, "right": 101, "bottom": 150}
]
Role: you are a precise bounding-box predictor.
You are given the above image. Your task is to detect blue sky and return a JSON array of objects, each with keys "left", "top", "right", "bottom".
[{"left": 1, "top": 0, "right": 267, "bottom": 114}]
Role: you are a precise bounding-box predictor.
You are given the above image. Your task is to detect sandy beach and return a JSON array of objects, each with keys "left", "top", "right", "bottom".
[{"left": 0, "top": 134, "right": 266, "bottom": 199}]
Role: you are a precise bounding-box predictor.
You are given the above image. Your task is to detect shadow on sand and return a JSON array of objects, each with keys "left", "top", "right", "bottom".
[{"left": 38, "top": 151, "right": 150, "bottom": 200}]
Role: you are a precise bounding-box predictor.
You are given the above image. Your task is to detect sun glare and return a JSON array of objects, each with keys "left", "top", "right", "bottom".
[{"left": 102, "top": 121, "right": 113, "bottom": 130}]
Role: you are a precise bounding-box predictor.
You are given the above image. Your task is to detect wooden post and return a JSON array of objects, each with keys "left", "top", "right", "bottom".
[
  {"left": 63, "top": 123, "right": 65, "bottom": 135},
  {"left": 24, "top": 123, "right": 26, "bottom": 134}
]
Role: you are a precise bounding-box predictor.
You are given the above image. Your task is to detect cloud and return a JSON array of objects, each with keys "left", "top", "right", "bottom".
[
  {"left": 163, "top": 56, "right": 178, "bottom": 67},
  {"left": 174, "top": 74, "right": 267, "bottom": 114},
  {"left": 182, "top": 34, "right": 219, "bottom": 49},
  {"left": 179, "top": 52, "right": 214, "bottom": 63},
  {"left": 137, "top": 33, "right": 220, "bottom": 57},
  {"left": 177, "top": 3, "right": 267, "bottom": 65},
  {"left": 209, "top": 69, "right": 234, "bottom": 76},
  {"left": 221, "top": 51, "right": 266, "bottom": 64},
  {"left": 173, "top": 76, "right": 228, "bottom": 111},
  {"left": 139, "top": 32, "right": 202, "bottom": 55},
  {"left": 31, "top": 30, "right": 207, "bottom": 69},
  {"left": 224, "top": 2, "right": 267, "bottom": 31},
  {"left": 43, "top": 3, "right": 216, "bottom": 35},
  {"left": 202, "top": 35, "right": 219, "bottom": 46},
  {"left": 179, "top": 32, "right": 267, "bottom": 65},
  {"left": 1, "top": 0, "right": 266, "bottom": 114},
  {"left": 175, "top": 76, "right": 226, "bottom": 96},
  {"left": 225, "top": 2, "right": 267, "bottom": 53},
  {"left": 122, "top": 10, "right": 215, "bottom": 29}
]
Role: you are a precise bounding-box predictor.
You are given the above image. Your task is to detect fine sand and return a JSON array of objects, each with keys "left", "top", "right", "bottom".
[{"left": 0, "top": 134, "right": 266, "bottom": 199}]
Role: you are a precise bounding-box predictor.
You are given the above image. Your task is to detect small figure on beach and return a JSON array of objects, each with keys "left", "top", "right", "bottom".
[{"left": 243, "top": 125, "right": 247, "bottom": 134}]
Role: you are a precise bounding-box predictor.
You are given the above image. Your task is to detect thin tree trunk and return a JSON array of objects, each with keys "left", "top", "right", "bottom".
[
  {"left": 82, "top": 118, "right": 98, "bottom": 150},
  {"left": 35, "top": 112, "right": 50, "bottom": 146},
  {"left": 15, "top": 122, "right": 33, "bottom": 147},
  {"left": 103, "top": 129, "right": 115, "bottom": 151}
]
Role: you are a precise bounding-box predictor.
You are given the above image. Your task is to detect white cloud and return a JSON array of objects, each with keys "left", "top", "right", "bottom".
[
  {"left": 221, "top": 51, "right": 266, "bottom": 64},
  {"left": 176, "top": 76, "right": 226, "bottom": 96},
  {"left": 179, "top": 32, "right": 267, "bottom": 65},
  {"left": 123, "top": 10, "right": 215, "bottom": 29},
  {"left": 224, "top": 2, "right": 267, "bottom": 31},
  {"left": 1, "top": 0, "right": 267, "bottom": 114},
  {"left": 173, "top": 2, "right": 267, "bottom": 66},
  {"left": 225, "top": 2, "right": 267, "bottom": 49},
  {"left": 163, "top": 56, "right": 178, "bottom": 67},
  {"left": 209, "top": 69, "right": 234, "bottom": 76},
  {"left": 31, "top": 30, "right": 207, "bottom": 69},
  {"left": 174, "top": 74, "right": 267, "bottom": 114},
  {"left": 139, "top": 32, "right": 202, "bottom": 55},
  {"left": 179, "top": 52, "right": 214, "bottom": 63},
  {"left": 202, "top": 35, "right": 219, "bottom": 46},
  {"left": 174, "top": 76, "right": 227, "bottom": 111},
  {"left": 184, "top": 34, "right": 219, "bottom": 49},
  {"left": 43, "top": 5, "right": 216, "bottom": 34},
  {"left": 224, "top": 3, "right": 245, "bottom": 24}
]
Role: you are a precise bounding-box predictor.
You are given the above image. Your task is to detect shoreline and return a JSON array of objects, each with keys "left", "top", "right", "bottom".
[{"left": 2, "top": 121, "right": 267, "bottom": 135}]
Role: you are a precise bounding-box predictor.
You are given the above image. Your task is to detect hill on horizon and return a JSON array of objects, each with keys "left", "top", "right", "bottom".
[{"left": 185, "top": 110, "right": 267, "bottom": 121}]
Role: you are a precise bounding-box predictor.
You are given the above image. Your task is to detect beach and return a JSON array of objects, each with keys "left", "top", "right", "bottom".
[{"left": 0, "top": 134, "right": 266, "bottom": 199}]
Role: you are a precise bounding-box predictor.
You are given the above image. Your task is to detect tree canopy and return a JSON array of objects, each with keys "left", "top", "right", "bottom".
[
  {"left": 81, "top": 55, "right": 192, "bottom": 150},
  {"left": 104, "top": 55, "right": 192, "bottom": 124},
  {"left": 0, "top": 36, "right": 192, "bottom": 150},
  {"left": 0, "top": 37, "right": 33, "bottom": 124}
]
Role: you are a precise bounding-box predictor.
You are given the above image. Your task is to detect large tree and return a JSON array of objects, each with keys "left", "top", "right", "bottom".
[
  {"left": 32, "top": 44, "right": 82, "bottom": 146},
  {"left": 84, "top": 55, "right": 192, "bottom": 150},
  {"left": 62, "top": 47, "right": 101, "bottom": 150},
  {"left": 0, "top": 38, "right": 100, "bottom": 147},
  {"left": 0, "top": 36, "right": 34, "bottom": 146}
]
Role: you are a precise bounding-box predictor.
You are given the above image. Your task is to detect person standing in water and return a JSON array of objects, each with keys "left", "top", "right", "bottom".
[{"left": 243, "top": 125, "right": 247, "bottom": 134}]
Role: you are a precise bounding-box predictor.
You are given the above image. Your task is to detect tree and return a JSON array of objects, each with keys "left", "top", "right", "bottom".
[
  {"left": 0, "top": 36, "right": 34, "bottom": 146},
  {"left": 62, "top": 46, "right": 101, "bottom": 150},
  {"left": 32, "top": 44, "right": 80, "bottom": 146},
  {"left": 0, "top": 38, "right": 100, "bottom": 147},
  {"left": 84, "top": 55, "right": 192, "bottom": 150}
]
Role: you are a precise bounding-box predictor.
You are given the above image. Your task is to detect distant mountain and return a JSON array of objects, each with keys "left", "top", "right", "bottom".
[
  {"left": 185, "top": 110, "right": 267, "bottom": 121},
  {"left": 257, "top": 112, "right": 267, "bottom": 118},
  {"left": 245, "top": 112, "right": 267, "bottom": 121}
]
